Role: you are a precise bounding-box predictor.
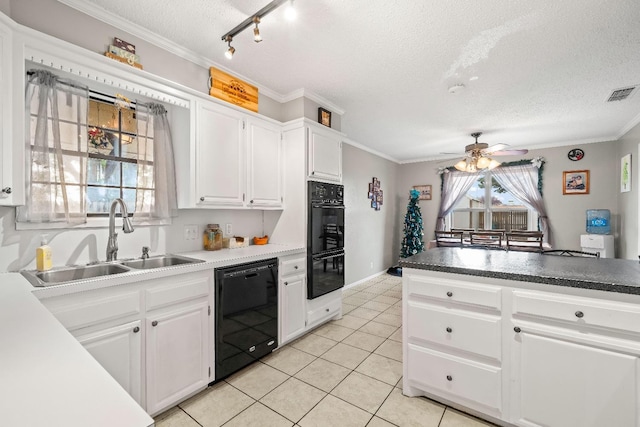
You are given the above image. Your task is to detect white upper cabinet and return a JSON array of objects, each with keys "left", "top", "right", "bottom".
[
  {"left": 0, "top": 16, "right": 21, "bottom": 206},
  {"left": 246, "top": 117, "right": 283, "bottom": 208},
  {"left": 194, "top": 100, "right": 245, "bottom": 207},
  {"left": 178, "top": 99, "right": 283, "bottom": 209},
  {"left": 308, "top": 124, "right": 342, "bottom": 183}
]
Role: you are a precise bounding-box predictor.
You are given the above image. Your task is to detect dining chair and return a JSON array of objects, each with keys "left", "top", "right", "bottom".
[
  {"left": 435, "top": 230, "right": 464, "bottom": 247},
  {"left": 506, "top": 231, "right": 544, "bottom": 252},
  {"left": 470, "top": 230, "right": 503, "bottom": 246}
]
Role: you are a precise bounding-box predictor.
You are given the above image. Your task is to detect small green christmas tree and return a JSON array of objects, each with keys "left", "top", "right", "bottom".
[{"left": 400, "top": 189, "right": 425, "bottom": 258}]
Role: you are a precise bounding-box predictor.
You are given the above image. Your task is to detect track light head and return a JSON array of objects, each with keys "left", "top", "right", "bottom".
[
  {"left": 252, "top": 16, "right": 262, "bottom": 43},
  {"left": 224, "top": 35, "right": 235, "bottom": 59}
]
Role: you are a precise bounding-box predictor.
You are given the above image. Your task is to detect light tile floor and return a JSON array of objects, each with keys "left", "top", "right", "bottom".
[{"left": 155, "top": 274, "right": 497, "bottom": 427}]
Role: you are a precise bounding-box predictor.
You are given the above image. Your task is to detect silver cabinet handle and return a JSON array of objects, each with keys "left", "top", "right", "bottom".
[
  {"left": 575, "top": 311, "right": 584, "bottom": 318},
  {"left": 133, "top": 326, "right": 140, "bottom": 333},
  {"left": 1, "top": 187, "right": 11, "bottom": 194},
  {"left": 152, "top": 320, "right": 158, "bottom": 327}
]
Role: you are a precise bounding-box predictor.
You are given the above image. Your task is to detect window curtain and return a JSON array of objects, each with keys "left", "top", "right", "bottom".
[
  {"left": 134, "top": 102, "right": 178, "bottom": 222},
  {"left": 16, "top": 70, "right": 89, "bottom": 224},
  {"left": 436, "top": 170, "right": 480, "bottom": 231},
  {"left": 491, "top": 162, "right": 553, "bottom": 246}
]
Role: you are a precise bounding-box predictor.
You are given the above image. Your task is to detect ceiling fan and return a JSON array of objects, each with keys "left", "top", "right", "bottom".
[{"left": 453, "top": 132, "right": 528, "bottom": 172}]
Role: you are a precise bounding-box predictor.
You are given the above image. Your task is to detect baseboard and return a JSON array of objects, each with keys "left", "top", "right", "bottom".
[{"left": 345, "top": 270, "right": 386, "bottom": 288}]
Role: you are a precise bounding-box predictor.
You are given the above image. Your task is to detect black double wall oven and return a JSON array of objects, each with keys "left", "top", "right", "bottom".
[{"left": 308, "top": 181, "right": 345, "bottom": 299}]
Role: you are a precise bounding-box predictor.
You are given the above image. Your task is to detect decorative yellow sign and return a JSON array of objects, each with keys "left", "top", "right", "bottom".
[{"left": 209, "top": 67, "right": 258, "bottom": 113}]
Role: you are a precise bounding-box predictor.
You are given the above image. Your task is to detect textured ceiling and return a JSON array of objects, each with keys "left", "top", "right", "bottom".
[{"left": 68, "top": 0, "right": 640, "bottom": 162}]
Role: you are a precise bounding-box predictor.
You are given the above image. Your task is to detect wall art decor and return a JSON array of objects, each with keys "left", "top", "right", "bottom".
[
  {"left": 412, "top": 185, "right": 432, "bottom": 200},
  {"left": 621, "top": 153, "right": 631, "bottom": 193},
  {"left": 318, "top": 107, "right": 332, "bottom": 128},
  {"left": 562, "top": 170, "right": 589, "bottom": 195},
  {"left": 567, "top": 148, "right": 584, "bottom": 161},
  {"left": 367, "top": 177, "right": 383, "bottom": 210},
  {"left": 209, "top": 66, "right": 259, "bottom": 112}
]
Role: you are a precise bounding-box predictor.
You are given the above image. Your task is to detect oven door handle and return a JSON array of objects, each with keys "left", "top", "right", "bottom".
[
  {"left": 311, "top": 204, "right": 345, "bottom": 209},
  {"left": 313, "top": 252, "right": 344, "bottom": 261}
]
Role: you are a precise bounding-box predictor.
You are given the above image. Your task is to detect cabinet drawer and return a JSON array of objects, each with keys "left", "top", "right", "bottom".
[
  {"left": 407, "top": 274, "right": 501, "bottom": 311},
  {"left": 512, "top": 290, "right": 640, "bottom": 334},
  {"left": 146, "top": 275, "right": 210, "bottom": 312},
  {"left": 280, "top": 255, "right": 306, "bottom": 277},
  {"left": 408, "top": 302, "right": 501, "bottom": 361},
  {"left": 47, "top": 291, "right": 141, "bottom": 331},
  {"left": 307, "top": 297, "right": 341, "bottom": 326},
  {"left": 407, "top": 344, "right": 501, "bottom": 411}
]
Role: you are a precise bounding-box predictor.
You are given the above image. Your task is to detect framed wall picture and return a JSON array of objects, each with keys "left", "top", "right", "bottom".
[
  {"left": 562, "top": 170, "right": 590, "bottom": 195},
  {"left": 318, "top": 107, "right": 332, "bottom": 128},
  {"left": 621, "top": 154, "right": 631, "bottom": 193},
  {"left": 412, "top": 185, "right": 432, "bottom": 200}
]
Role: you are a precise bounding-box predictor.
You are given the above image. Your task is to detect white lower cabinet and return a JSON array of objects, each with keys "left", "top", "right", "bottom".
[
  {"left": 38, "top": 270, "right": 213, "bottom": 416},
  {"left": 279, "top": 253, "right": 307, "bottom": 345},
  {"left": 511, "top": 325, "right": 639, "bottom": 427},
  {"left": 146, "top": 301, "right": 209, "bottom": 415},
  {"left": 403, "top": 268, "right": 640, "bottom": 427},
  {"left": 75, "top": 320, "right": 143, "bottom": 405}
]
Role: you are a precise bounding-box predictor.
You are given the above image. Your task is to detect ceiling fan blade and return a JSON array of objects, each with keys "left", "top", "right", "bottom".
[
  {"left": 482, "top": 143, "right": 510, "bottom": 153},
  {"left": 489, "top": 149, "right": 529, "bottom": 156}
]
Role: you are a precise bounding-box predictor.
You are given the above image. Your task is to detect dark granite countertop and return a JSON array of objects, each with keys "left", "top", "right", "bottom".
[{"left": 399, "top": 248, "right": 640, "bottom": 295}]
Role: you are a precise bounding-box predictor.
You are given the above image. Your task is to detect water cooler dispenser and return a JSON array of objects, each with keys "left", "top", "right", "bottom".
[{"left": 581, "top": 209, "right": 614, "bottom": 258}]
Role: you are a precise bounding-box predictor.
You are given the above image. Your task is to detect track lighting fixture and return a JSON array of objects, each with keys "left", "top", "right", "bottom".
[
  {"left": 224, "top": 35, "right": 235, "bottom": 59},
  {"left": 252, "top": 17, "right": 262, "bottom": 43},
  {"left": 221, "top": 0, "right": 296, "bottom": 58}
]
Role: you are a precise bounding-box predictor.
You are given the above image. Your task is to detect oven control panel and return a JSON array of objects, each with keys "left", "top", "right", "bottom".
[{"left": 309, "top": 181, "right": 344, "bottom": 205}]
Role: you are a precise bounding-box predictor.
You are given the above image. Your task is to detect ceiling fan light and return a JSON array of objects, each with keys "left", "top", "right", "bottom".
[
  {"left": 476, "top": 156, "right": 491, "bottom": 169},
  {"left": 454, "top": 159, "right": 468, "bottom": 172}
]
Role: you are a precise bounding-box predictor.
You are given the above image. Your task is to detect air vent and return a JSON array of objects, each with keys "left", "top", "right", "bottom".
[{"left": 607, "top": 86, "right": 637, "bottom": 102}]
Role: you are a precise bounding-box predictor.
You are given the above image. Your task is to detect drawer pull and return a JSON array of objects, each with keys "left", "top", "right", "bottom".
[
  {"left": 200, "top": 197, "right": 205, "bottom": 202},
  {"left": 326, "top": 308, "right": 330, "bottom": 312},
  {"left": 446, "top": 291, "right": 453, "bottom": 297},
  {"left": 133, "top": 326, "right": 140, "bottom": 333},
  {"left": 152, "top": 320, "right": 158, "bottom": 327},
  {"left": 514, "top": 326, "right": 521, "bottom": 333},
  {"left": 294, "top": 265, "right": 299, "bottom": 269},
  {"left": 284, "top": 281, "right": 288, "bottom": 286},
  {"left": 446, "top": 327, "right": 452, "bottom": 333},
  {"left": 1, "top": 187, "right": 11, "bottom": 194},
  {"left": 575, "top": 310, "right": 584, "bottom": 318},
  {"left": 446, "top": 375, "right": 453, "bottom": 381}
]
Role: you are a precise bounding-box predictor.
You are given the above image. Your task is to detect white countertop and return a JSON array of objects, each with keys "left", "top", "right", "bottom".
[
  {"left": 1, "top": 243, "right": 305, "bottom": 426},
  {"left": 0, "top": 273, "right": 153, "bottom": 427}
]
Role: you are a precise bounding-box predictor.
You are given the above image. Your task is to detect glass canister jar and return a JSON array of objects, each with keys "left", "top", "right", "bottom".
[{"left": 203, "top": 224, "right": 223, "bottom": 251}]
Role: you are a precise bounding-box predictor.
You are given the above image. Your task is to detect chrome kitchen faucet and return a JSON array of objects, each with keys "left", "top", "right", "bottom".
[{"left": 106, "top": 198, "right": 134, "bottom": 261}]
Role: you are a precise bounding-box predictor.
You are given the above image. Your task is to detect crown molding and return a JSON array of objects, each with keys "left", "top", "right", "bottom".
[
  {"left": 343, "top": 138, "right": 400, "bottom": 163},
  {"left": 281, "top": 88, "right": 345, "bottom": 115},
  {"left": 617, "top": 110, "right": 640, "bottom": 140}
]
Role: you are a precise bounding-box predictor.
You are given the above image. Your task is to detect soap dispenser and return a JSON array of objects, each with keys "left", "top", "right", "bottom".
[{"left": 36, "top": 237, "right": 52, "bottom": 272}]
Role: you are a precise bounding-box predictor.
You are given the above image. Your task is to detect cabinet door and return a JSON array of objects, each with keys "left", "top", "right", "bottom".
[
  {"left": 247, "top": 118, "right": 283, "bottom": 208},
  {"left": 280, "top": 274, "right": 306, "bottom": 344},
  {"left": 195, "top": 101, "right": 245, "bottom": 207},
  {"left": 146, "top": 301, "right": 209, "bottom": 416},
  {"left": 0, "top": 19, "right": 17, "bottom": 205},
  {"left": 511, "top": 327, "right": 640, "bottom": 427},
  {"left": 308, "top": 126, "right": 342, "bottom": 182},
  {"left": 75, "top": 320, "right": 143, "bottom": 407}
]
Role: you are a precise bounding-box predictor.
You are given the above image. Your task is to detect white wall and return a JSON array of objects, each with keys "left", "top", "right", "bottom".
[
  {"left": 396, "top": 140, "right": 622, "bottom": 255},
  {"left": 342, "top": 144, "right": 398, "bottom": 284}
]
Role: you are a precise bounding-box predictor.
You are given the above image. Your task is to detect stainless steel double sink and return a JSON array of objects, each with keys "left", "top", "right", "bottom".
[{"left": 21, "top": 254, "right": 204, "bottom": 287}]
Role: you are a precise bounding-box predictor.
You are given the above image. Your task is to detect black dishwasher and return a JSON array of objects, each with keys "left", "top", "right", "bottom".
[{"left": 214, "top": 258, "right": 278, "bottom": 382}]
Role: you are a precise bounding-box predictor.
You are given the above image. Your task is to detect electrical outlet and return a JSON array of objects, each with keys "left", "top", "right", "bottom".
[
  {"left": 184, "top": 225, "right": 198, "bottom": 240},
  {"left": 225, "top": 223, "right": 232, "bottom": 236}
]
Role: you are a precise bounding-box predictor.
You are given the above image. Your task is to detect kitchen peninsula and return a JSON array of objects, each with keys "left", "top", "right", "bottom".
[{"left": 400, "top": 248, "right": 640, "bottom": 427}]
